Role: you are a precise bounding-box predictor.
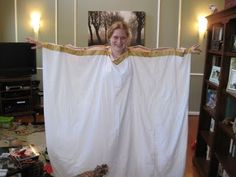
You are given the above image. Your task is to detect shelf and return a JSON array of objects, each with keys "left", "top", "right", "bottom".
[
  {"left": 216, "top": 153, "right": 236, "bottom": 177},
  {"left": 226, "top": 89, "right": 236, "bottom": 100},
  {"left": 218, "top": 122, "right": 236, "bottom": 141},
  {"left": 3, "top": 111, "right": 35, "bottom": 117},
  {"left": 203, "top": 105, "right": 216, "bottom": 118},
  {"left": 193, "top": 157, "right": 210, "bottom": 177},
  {"left": 0, "top": 88, "right": 31, "bottom": 93},
  {"left": 207, "top": 50, "right": 223, "bottom": 56},
  {"left": 201, "top": 130, "right": 214, "bottom": 146},
  {"left": 206, "top": 80, "right": 219, "bottom": 89},
  {"left": 225, "top": 52, "right": 236, "bottom": 57},
  {"left": 1, "top": 96, "right": 31, "bottom": 101},
  {"left": 0, "top": 76, "right": 31, "bottom": 81}
]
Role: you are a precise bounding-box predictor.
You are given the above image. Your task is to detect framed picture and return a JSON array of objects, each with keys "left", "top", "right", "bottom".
[
  {"left": 209, "top": 66, "right": 221, "bottom": 85},
  {"left": 88, "top": 11, "right": 145, "bottom": 46},
  {"left": 231, "top": 35, "right": 236, "bottom": 52},
  {"left": 206, "top": 89, "right": 217, "bottom": 109},
  {"left": 227, "top": 69, "right": 236, "bottom": 91}
]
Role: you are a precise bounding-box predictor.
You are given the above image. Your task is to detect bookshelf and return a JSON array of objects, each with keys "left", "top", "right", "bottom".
[{"left": 193, "top": 6, "right": 236, "bottom": 177}]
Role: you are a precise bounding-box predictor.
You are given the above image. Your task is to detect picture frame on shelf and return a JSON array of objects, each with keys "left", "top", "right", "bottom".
[
  {"left": 209, "top": 66, "right": 220, "bottom": 85},
  {"left": 230, "top": 57, "right": 236, "bottom": 70},
  {"left": 206, "top": 89, "right": 217, "bottom": 109},
  {"left": 227, "top": 69, "right": 236, "bottom": 91},
  {"left": 231, "top": 35, "right": 236, "bottom": 52},
  {"left": 233, "top": 118, "right": 236, "bottom": 134}
]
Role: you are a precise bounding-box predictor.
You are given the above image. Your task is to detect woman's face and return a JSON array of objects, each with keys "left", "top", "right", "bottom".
[{"left": 109, "top": 28, "right": 128, "bottom": 55}]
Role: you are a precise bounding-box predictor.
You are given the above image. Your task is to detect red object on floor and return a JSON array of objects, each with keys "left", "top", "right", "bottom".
[
  {"left": 191, "top": 140, "right": 196, "bottom": 150},
  {"left": 44, "top": 163, "right": 53, "bottom": 174}
]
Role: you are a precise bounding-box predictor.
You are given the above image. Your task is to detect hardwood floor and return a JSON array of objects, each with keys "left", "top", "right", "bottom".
[
  {"left": 184, "top": 115, "right": 200, "bottom": 177},
  {"left": 15, "top": 114, "right": 201, "bottom": 177}
]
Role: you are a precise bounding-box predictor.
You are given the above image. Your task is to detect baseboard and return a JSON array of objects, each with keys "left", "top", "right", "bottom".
[{"left": 188, "top": 111, "right": 200, "bottom": 116}]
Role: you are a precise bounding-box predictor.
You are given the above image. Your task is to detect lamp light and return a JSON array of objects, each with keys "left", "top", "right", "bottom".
[
  {"left": 198, "top": 16, "right": 207, "bottom": 36},
  {"left": 31, "top": 12, "right": 41, "bottom": 34}
]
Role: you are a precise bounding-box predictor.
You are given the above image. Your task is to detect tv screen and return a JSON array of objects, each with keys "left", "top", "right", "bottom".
[{"left": 0, "top": 42, "right": 36, "bottom": 77}]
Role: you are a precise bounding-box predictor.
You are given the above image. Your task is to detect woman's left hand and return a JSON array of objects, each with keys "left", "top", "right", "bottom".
[{"left": 189, "top": 44, "right": 202, "bottom": 54}]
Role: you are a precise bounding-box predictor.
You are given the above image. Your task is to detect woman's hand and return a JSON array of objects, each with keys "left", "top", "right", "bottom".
[
  {"left": 189, "top": 44, "right": 202, "bottom": 54},
  {"left": 26, "top": 37, "right": 43, "bottom": 49}
]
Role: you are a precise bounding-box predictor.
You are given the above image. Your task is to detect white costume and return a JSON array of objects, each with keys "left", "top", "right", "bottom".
[{"left": 42, "top": 44, "right": 191, "bottom": 177}]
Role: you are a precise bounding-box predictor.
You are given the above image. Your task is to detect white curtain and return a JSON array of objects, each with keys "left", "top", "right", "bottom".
[{"left": 42, "top": 45, "right": 191, "bottom": 177}]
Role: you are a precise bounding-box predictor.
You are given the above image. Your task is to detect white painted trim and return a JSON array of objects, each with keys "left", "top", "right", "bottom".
[
  {"left": 14, "top": 0, "right": 18, "bottom": 42},
  {"left": 37, "top": 67, "right": 43, "bottom": 70},
  {"left": 74, "top": 0, "right": 77, "bottom": 46},
  {"left": 190, "top": 73, "right": 204, "bottom": 76},
  {"left": 177, "top": 0, "right": 182, "bottom": 48},
  {"left": 156, "top": 0, "right": 160, "bottom": 48},
  {"left": 55, "top": 0, "right": 58, "bottom": 44},
  {"left": 188, "top": 111, "right": 200, "bottom": 116}
]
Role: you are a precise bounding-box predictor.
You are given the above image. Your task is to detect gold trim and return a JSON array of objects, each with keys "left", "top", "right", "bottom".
[{"left": 43, "top": 43, "right": 190, "bottom": 65}]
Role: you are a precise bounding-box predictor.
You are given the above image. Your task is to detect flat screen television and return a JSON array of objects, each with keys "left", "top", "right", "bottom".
[{"left": 0, "top": 42, "right": 36, "bottom": 77}]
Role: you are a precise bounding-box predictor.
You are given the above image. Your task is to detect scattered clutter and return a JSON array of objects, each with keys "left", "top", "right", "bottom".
[
  {"left": 0, "top": 145, "right": 48, "bottom": 177},
  {"left": 0, "top": 119, "right": 46, "bottom": 176},
  {"left": 9, "top": 145, "right": 39, "bottom": 168}
]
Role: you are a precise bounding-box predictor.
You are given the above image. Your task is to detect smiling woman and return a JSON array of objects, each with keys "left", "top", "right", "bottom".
[
  {"left": 107, "top": 21, "right": 131, "bottom": 60},
  {"left": 25, "top": 20, "right": 202, "bottom": 177}
]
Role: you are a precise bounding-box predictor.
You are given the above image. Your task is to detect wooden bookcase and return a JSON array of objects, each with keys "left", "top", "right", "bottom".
[{"left": 193, "top": 6, "right": 236, "bottom": 177}]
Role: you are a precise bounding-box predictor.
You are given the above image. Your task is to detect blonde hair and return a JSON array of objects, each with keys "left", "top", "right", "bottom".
[{"left": 107, "top": 21, "right": 132, "bottom": 41}]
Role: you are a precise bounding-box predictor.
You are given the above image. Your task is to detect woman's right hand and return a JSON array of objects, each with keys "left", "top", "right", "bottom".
[{"left": 26, "top": 37, "right": 43, "bottom": 49}]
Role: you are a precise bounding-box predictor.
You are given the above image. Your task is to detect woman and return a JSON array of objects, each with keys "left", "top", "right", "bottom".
[{"left": 27, "top": 21, "right": 201, "bottom": 177}]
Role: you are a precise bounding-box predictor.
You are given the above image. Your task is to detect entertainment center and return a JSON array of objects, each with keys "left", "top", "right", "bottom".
[
  {"left": 0, "top": 77, "right": 33, "bottom": 116},
  {"left": 0, "top": 42, "right": 40, "bottom": 122}
]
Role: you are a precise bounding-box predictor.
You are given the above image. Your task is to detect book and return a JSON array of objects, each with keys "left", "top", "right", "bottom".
[
  {"left": 210, "top": 118, "right": 215, "bottom": 132},
  {"left": 206, "top": 145, "right": 210, "bottom": 160}
]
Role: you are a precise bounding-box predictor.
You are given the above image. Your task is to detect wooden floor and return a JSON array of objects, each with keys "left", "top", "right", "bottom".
[
  {"left": 16, "top": 114, "right": 201, "bottom": 177},
  {"left": 184, "top": 115, "right": 201, "bottom": 177}
]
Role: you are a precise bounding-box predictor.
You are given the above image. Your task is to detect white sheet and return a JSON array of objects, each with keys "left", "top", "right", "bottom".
[{"left": 42, "top": 45, "right": 191, "bottom": 177}]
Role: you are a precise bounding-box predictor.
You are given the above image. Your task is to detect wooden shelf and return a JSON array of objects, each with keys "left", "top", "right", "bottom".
[
  {"left": 194, "top": 6, "right": 236, "bottom": 177},
  {"left": 206, "top": 80, "right": 219, "bottom": 89},
  {"left": 218, "top": 122, "right": 236, "bottom": 141},
  {"left": 200, "top": 131, "right": 214, "bottom": 146},
  {"left": 216, "top": 153, "right": 236, "bottom": 177},
  {"left": 193, "top": 157, "right": 210, "bottom": 177},
  {"left": 203, "top": 105, "right": 216, "bottom": 118}
]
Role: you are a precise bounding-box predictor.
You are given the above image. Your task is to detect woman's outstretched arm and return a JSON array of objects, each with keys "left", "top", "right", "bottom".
[{"left": 26, "top": 37, "right": 43, "bottom": 49}]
